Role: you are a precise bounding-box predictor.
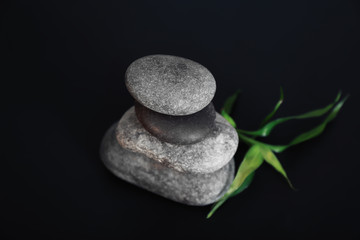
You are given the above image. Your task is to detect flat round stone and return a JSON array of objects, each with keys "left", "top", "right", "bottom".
[
  {"left": 116, "top": 106, "right": 238, "bottom": 174},
  {"left": 125, "top": 55, "right": 216, "bottom": 116},
  {"left": 100, "top": 123, "right": 235, "bottom": 206},
  {"left": 135, "top": 102, "right": 216, "bottom": 145}
]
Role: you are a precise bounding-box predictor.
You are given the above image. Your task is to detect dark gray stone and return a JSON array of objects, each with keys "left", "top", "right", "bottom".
[
  {"left": 125, "top": 55, "right": 216, "bottom": 116},
  {"left": 100, "top": 123, "right": 235, "bottom": 206},
  {"left": 135, "top": 101, "right": 216, "bottom": 145},
  {"left": 116, "top": 107, "right": 238, "bottom": 174}
]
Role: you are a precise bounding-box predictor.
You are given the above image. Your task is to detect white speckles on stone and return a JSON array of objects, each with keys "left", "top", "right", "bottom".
[
  {"left": 116, "top": 107, "right": 239, "bottom": 174},
  {"left": 125, "top": 55, "right": 216, "bottom": 116}
]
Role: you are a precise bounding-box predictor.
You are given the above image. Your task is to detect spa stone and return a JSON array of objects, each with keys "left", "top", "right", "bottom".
[
  {"left": 100, "top": 123, "right": 235, "bottom": 206},
  {"left": 125, "top": 54, "right": 216, "bottom": 116},
  {"left": 116, "top": 106, "right": 238, "bottom": 174},
  {"left": 135, "top": 101, "right": 216, "bottom": 145}
]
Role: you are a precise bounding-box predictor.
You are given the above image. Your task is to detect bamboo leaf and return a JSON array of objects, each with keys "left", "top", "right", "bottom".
[
  {"left": 206, "top": 172, "right": 255, "bottom": 219},
  {"left": 207, "top": 89, "right": 347, "bottom": 219},
  {"left": 229, "top": 171, "right": 255, "bottom": 197},
  {"left": 206, "top": 197, "right": 227, "bottom": 219},
  {"left": 221, "top": 110, "right": 237, "bottom": 128},
  {"left": 207, "top": 145, "right": 263, "bottom": 218},
  {"left": 260, "top": 145, "right": 294, "bottom": 189},
  {"left": 285, "top": 95, "right": 348, "bottom": 147},
  {"left": 220, "top": 90, "right": 241, "bottom": 128},
  {"left": 269, "top": 95, "right": 349, "bottom": 153},
  {"left": 222, "top": 89, "right": 241, "bottom": 114},
  {"left": 260, "top": 87, "right": 284, "bottom": 127},
  {"left": 237, "top": 91, "right": 342, "bottom": 137},
  {"left": 237, "top": 131, "right": 279, "bottom": 149},
  {"left": 228, "top": 144, "right": 264, "bottom": 193}
]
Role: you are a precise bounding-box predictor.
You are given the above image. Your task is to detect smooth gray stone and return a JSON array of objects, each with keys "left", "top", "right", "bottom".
[
  {"left": 117, "top": 107, "right": 238, "bottom": 174},
  {"left": 135, "top": 101, "right": 216, "bottom": 145},
  {"left": 125, "top": 54, "right": 216, "bottom": 116},
  {"left": 100, "top": 123, "right": 235, "bottom": 206}
]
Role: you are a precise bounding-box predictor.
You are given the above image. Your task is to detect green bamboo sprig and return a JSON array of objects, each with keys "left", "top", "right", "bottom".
[{"left": 207, "top": 89, "right": 348, "bottom": 218}]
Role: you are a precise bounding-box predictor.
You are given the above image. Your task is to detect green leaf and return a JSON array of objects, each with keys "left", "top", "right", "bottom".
[
  {"left": 237, "top": 91, "right": 342, "bottom": 137},
  {"left": 207, "top": 145, "right": 264, "bottom": 218},
  {"left": 206, "top": 172, "right": 255, "bottom": 219},
  {"left": 207, "top": 89, "right": 347, "bottom": 219},
  {"left": 237, "top": 131, "right": 279, "bottom": 149},
  {"left": 229, "top": 171, "right": 256, "bottom": 197},
  {"left": 269, "top": 95, "right": 349, "bottom": 153},
  {"left": 228, "top": 144, "right": 264, "bottom": 193},
  {"left": 222, "top": 89, "right": 241, "bottom": 114},
  {"left": 206, "top": 197, "right": 227, "bottom": 219},
  {"left": 238, "top": 93, "right": 347, "bottom": 152},
  {"left": 221, "top": 109, "right": 237, "bottom": 128},
  {"left": 220, "top": 90, "right": 241, "bottom": 128},
  {"left": 260, "top": 87, "right": 284, "bottom": 127},
  {"left": 259, "top": 145, "right": 294, "bottom": 189}
]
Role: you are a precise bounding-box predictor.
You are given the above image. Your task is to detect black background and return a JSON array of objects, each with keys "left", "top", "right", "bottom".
[{"left": 2, "top": 0, "right": 360, "bottom": 239}]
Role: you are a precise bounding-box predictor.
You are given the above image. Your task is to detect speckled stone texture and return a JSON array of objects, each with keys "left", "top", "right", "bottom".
[
  {"left": 101, "top": 55, "right": 238, "bottom": 206},
  {"left": 116, "top": 107, "right": 238, "bottom": 174},
  {"left": 100, "top": 123, "right": 235, "bottom": 206},
  {"left": 125, "top": 55, "right": 216, "bottom": 116},
  {"left": 135, "top": 101, "right": 216, "bottom": 145}
]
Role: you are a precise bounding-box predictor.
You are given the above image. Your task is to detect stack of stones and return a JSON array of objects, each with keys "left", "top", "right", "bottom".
[{"left": 100, "top": 55, "right": 239, "bottom": 206}]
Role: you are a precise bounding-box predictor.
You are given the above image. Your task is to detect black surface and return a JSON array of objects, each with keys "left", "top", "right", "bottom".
[
  {"left": 135, "top": 102, "right": 216, "bottom": 145},
  {"left": 2, "top": 0, "right": 360, "bottom": 239}
]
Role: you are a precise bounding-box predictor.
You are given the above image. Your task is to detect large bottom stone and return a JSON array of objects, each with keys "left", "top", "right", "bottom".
[{"left": 100, "top": 123, "right": 235, "bottom": 206}]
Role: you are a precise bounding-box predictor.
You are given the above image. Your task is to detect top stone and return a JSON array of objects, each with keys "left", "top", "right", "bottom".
[{"left": 125, "top": 55, "right": 216, "bottom": 116}]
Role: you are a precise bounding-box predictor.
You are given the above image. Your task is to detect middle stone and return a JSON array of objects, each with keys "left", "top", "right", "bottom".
[
  {"left": 116, "top": 106, "right": 239, "bottom": 174},
  {"left": 135, "top": 102, "right": 216, "bottom": 145}
]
